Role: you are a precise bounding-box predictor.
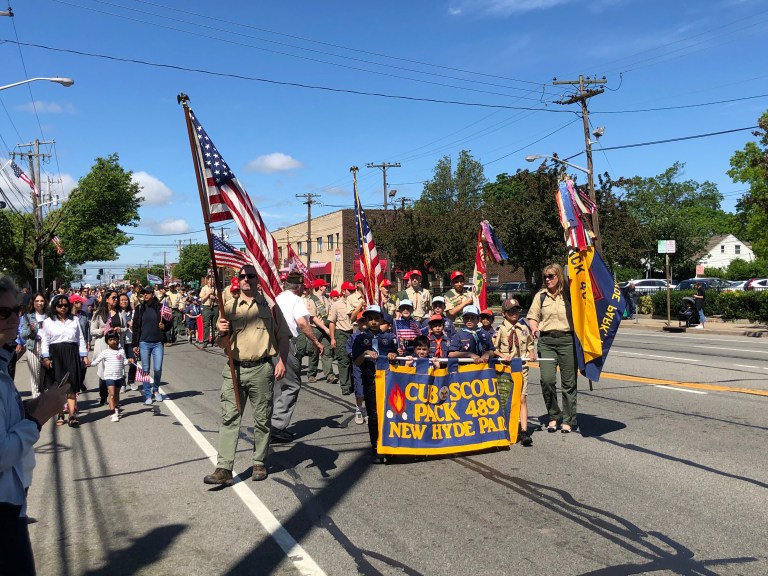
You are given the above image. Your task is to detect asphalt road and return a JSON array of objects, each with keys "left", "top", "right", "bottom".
[{"left": 24, "top": 328, "right": 768, "bottom": 576}]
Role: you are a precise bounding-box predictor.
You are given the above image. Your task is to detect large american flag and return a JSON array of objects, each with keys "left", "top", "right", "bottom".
[
  {"left": 213, "top": 235, "right": 250, "bottom": 270},
  {"left": 353, "top": 175, "right": 383, "bottom": 305},
  {"left": 11, "top": 160, "right": 37, "bottom": 195},
  {"left": 286, "top": 242, "right": 315, "bottom": 285},
  {"left": 189, "top": 109, "right": 282, "bottom": 304}
]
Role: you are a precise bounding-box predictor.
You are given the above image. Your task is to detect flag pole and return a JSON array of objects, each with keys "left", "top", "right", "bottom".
[{"left": 178, "top": 93, "right": 242, "bottom": 413}]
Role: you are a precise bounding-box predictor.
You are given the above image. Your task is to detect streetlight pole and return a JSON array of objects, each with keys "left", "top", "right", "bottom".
[{"left": 0, "top": 77, "right": 75, "bottom": 92}]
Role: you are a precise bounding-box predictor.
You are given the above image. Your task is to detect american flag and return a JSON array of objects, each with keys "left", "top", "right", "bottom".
[
  {"left": 213, "top": 235, "right": 250, "bottom": 270},
  {"left": 394, "top": 318, "right": 421, "bottom": 341},
  {"left": 286, "top": 242, "right": 315, "bottom": 285},
  {"left": 353, "top": 173, "right": 383, "bottom": 305},
  {"left": 161, "top": 301, "right": 173, "bottom": 321},
  {"left": 52, "top": 235, "right": 64, "bottom": 255},
  {"left": 189, "top": 110, "right": 282, "bottom": 305},
  {"left": 135, "top": 367, "right": 151, "bottom": 383},
  {"left": 10, "top": 160, "right": 37, "bottom": 195}
]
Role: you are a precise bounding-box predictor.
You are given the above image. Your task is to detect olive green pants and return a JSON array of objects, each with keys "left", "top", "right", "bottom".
[
  {"left": 309, "top": 327, "right": 335, "bottom": 380},
  {"left": 537, "top": 334, "right": 578, "bottom": 427},
  {"left": 334, "top": 330, "right": 353, "bottom": 395},
  {"left": 216, "top": 361, "right": 274, "bottom": 470}
]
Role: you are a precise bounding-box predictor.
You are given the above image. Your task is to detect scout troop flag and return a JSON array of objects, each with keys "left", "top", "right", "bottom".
[
  {"left": 352, "top": 168, "right": 384, "bottom": 305},
  {"left": 286, "top": 242, "right": 315, "bottom": 285},
  {"left": 188, "top": 108, "right": 282, "bottom": 305},
  {"left": 147, "top": 272, "right": 163, "bottom": 286},
  {"left": 472, "top": 230, "right": 487, "bottom": 309},
  {"left": 556, "top": 178, "right": 625, "bottom": 381}
]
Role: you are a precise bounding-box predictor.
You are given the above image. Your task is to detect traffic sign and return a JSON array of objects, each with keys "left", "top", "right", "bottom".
[{"left": 657, "top": 240, "right": 676, "bottom": 254}]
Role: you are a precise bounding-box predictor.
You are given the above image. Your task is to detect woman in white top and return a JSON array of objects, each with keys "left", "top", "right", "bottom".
[
  {"left": 90, "top": 290, "right": 124, "bottom": 406},
  {"left": 40, "top": 294, "right": 91, "bottom": 427},
  {"left": 19, "top": 293, "right": 47, "bottom": 399}
]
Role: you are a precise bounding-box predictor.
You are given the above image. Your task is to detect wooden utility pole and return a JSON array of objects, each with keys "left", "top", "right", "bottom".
[
  {"left": 553, "top": 75, "right": 606, "bottom": 254},
  {"left": 366, "top": 161, "right": 401, "bottom": 210},
  {"left": 296, "top": 193, "right": 320, "bottom": 267}
]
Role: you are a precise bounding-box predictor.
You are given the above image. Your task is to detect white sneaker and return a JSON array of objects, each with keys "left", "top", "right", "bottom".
[
  {"left": 354, "top": 410, "right": 365, "bottom": 425},
  {"left": 155, "top": 391, "right": 164, "bottom": 402},
  {"left": 130, "top": 383, "right": 138, "bottom": 391},
  {"left": 120, "top": 385, "right": 126, "bottom": 394},
  {"left": 111, "top": 413, "right": 120, "bottom": 422},
  {"left": 694, "top": 324, "right": 704, "bottom": 329}
]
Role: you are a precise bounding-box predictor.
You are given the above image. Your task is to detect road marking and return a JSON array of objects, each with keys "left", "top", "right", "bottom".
[
  {"left": 596, "top": 372, "right": 768, "bottom": 397},
  {"left": 654, "top": 385, "right": 707, "bottom": 395},
  {"left": 689, "top": 344, "right": 768, "bottom": 354},
  {"left": 157, "top": 384, "right": 327, "bottom": 576},
  {"left": 615, "top": 351, "right": 700, "bottom": 362},
  {"left": 734, "top": 364, "right": 761, "bottom": 369}
]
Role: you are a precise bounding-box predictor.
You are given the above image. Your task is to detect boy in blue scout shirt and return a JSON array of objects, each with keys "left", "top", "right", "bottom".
[
  {"left": 425, "top": 314, "right": 451, "bottom": 359},
  {"left": 448, "top": 305, "right": 499, "bottom": 363},
  {"left": 347, "top": 313, "right": 368, "bottom": 425},
  {"left": 420, "top": 296, "right": 455, "bottom": 338},
  {"left": 352, "top": 305, "right": 398, "bottom": 464}
]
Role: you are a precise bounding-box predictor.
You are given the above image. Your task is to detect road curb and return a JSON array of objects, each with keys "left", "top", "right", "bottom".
[{"left": 618, "top": 320, "right": 768, "bottom": 338}]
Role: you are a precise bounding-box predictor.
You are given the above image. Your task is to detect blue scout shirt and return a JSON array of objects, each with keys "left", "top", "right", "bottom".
[
  {"left": 420, "top": 315, "right": 456, "bottom": 339},
  {"left": 351, "top": 329, "right": 398, "bottom": 381},
  {"left": 448, "top": 328, "right": 496, "bottom": 355}
]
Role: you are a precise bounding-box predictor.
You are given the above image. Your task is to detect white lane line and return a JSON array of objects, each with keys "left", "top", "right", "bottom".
[
  {"left": 733, "top": 364, "right": 768, "bottom": 370},
  {"left": 689, "top": 344, "right": 768, "bottom": 354},
  {"left": 157, "top": 384, "right": 327, "bottom": 576},
  {"left": 617, "top": 351, "right": 700, "bottom": 362},
  {"left": 654, "top": 385, "right": 707, "bottom": 395}
]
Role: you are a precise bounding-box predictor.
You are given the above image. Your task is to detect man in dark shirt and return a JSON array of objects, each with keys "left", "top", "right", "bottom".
[
  {"left": 132, "top": 286, "right": 170, "bottom": 404},
  {"left": 693, "top": 282, "right": 706, "bottom": 329}
]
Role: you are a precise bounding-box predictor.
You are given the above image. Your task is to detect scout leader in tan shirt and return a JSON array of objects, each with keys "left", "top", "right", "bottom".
[
  {"left": 398, "top": 269, "right": 432, "bottom": 321},
  {"left": 327, "top": 281, "right": 356, "bottom": 395},
  {"left": 346, "top": 273, "right": 367, "bottom": 323}
]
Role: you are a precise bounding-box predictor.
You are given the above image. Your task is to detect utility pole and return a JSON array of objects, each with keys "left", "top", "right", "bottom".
[
  {"left": 296, "top": 193, "right": 320, "bottom": 267},
  {"left": 14, "top": 139, "right": 53, "bottom": 290},
  {"left": 366, "top": 161, "right": 401, "bottom": 210},
  {"left": 553, "top": 75, "right": 606, "bottom": 254}
]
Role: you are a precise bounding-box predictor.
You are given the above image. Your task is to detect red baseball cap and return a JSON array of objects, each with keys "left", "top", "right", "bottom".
[
  {"left": 340, "top": 281, "right": 355, "bottom": 292},
  {"left": 409, "top": 269, "right": 422, "bottom": 278},
  {"left": 329, "top": 290, "right": 340, "bottom": 298},
  {"left": 380, "top": 279, "right": 392, "bottom": 288},
  {"left": 312, "top": 279, "right": 328, "bottom": 289},
  {"left": 428, "top": 314, "right": 445, "bottom": 324},
  {"left": 403, "top": 271, "right": 411, "bottom": 280},
  {"left": 450, "top": 270, "right": 465, "bottom": 282},
  {"left": 68, "top": 294, "right": 86, "bottom": 304},
  {"left": 480, "top": 308, "right": 494, "bottom": 317},
  {"left": 230, "top": 277, "right": 240, "bottom": 290},
  {"left": 354, "top": 273, "right": 364, "bottom": 282}
]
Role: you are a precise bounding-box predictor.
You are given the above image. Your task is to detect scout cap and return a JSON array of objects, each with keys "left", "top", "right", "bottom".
[
  {"left": 462, "top": 304, "right": 480, "bottom": 317},
  {"left": 285, "top": 272, "right": 303, "bottom": 285},
  {"left": 313, "top": 279, "right": 328, "bottom": 289},
  {"left": 409, "top": 269, "right": 422, "bottom": 278},
  {"left": 329, "top": 290, "right": 340, "bottom": 298},
  {"left": 480, "top": 308, "right": 494, "bottom": 318},
  {"left": 230, "top": 277, "right": 240, "bottom": 290},
  {"left": 398, "top": 299, "right": 414, "bottom": 310},
  {"left": 428, "top": 314, "right": 444, "bottom": 324},
  {"left": 432, "top": 296, "right": 445, "bottom": 305},
  {"left": 380, "top": 279, "right": 392, "bottom": 288},
  {"left": 140, "top": 285, "right": 154, "bottom": 294},
  {"left": 502, "top": 298, "right": 522, "bottom": 311},
  {"left": 403, "top": 271, "right": 412, "bottom": 280},
  {"left": 340, "top": 281, "right": 355, "bottom": 292},
  {"left": 362, "top": 305, "right": 382, "bottom": 318},
  {"left": 381, "top": 312, "right": 393, "bottom": 325},
  {"left": 450, "top": 271, "right": 464, "bottom": 282},
  {"left": 354, "top": 273, "right": 365, "bottom": 282}
]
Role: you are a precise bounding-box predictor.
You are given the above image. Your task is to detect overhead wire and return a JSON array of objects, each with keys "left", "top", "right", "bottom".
[{"left": 9, "top": 16, "right": 46, "bottom": 141}]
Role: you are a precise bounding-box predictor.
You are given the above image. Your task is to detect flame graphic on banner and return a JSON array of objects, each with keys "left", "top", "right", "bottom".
[{"left": 388, "top": 384, "right": 405, "bottom": 414}]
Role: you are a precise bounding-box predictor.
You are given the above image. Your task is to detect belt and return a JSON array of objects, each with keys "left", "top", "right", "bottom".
[
  {"left": 230, "top": 357, "right": 271, "bottom": 368},
  {"left": 336, "top": 329, "right": 353, "bottom": 334},
  {"left": 540, "top": 330, "right": 573, "bottom": 337}
]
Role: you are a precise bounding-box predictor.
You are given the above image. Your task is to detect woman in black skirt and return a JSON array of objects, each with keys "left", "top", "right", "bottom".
[{"left": 40, "top": 294, "right": 91, "bottom": 427}]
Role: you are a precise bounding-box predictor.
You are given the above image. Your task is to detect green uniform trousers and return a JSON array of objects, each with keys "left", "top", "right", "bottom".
[
  {"left": 202, "top": 305, "right": 218, "bottom": 343},
  {"left": 334, "top": 330, "right": 353, "bottom": 395},
  {"left": 309, "top": 327, "right": 336, "bottom": 380},
  {"left": 537, "top": 333, "right": 578, "bottom": 427},
  {"left": 216, "top": 361, "right": 274, "bottom": 470}
]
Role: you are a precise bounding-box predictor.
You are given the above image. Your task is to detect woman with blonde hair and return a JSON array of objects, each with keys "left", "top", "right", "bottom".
[{"left": 526, "top": 263, "right": 578, "bottom": 433}]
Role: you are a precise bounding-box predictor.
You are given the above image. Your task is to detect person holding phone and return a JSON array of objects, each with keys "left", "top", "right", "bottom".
[
  {"left": 40, "top": 294, "right": 91, "bottom": 428},
  {"left": 1, "top": 276, "right": 68, "bottom": 574}
]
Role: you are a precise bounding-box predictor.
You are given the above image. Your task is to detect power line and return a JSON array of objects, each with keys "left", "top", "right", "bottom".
[
  {"left": 9, "top": 16, "right": 46, "bottom": 141},
  {"left": 596, "top": 126, "right": 759, "bottom": 152},
  {"left": 1, "top": 39, "right": 572, "bottom": 113},
  {"left": 594, "top": 93, "right": 768, "bottom": 114}
]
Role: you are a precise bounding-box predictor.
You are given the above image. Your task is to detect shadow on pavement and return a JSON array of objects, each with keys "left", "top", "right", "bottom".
[
  {"left": 82, "top": 524, "right": 188, "bottom": 576},
  {"left": 577, "top": 413, "right": 627, "bottom": 438}
]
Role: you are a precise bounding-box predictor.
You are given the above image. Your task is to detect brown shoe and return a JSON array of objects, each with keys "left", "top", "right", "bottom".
[
  {"left": 251, "top": 464, "right": 268, "bottom": 481},
  {"left": 307, "top": 376, "right": 317, "bottom": 383},
  {"left": 203, "top": 467, "right": 233, "bottom": 486}
]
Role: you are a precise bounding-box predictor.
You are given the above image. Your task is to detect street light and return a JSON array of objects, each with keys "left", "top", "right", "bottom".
[
  {"left": 525, "top": 154, "right": 591, "bottom": 175},
  {"left": 0, "top": 77, "right": 75, "bottom": 92}
]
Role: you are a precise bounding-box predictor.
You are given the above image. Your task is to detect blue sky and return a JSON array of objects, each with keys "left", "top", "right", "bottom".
[{"left": 1, "top": 0, "right": 766, "bottom": 284}]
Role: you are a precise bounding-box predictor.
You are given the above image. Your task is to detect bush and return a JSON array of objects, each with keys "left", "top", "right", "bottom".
[
  {"left": 487, "top": 292, "right": 501, "bottom": 307},
  {"left": 637, "top": 295, "right": 653, "bottom": 314},
  {"left": 651, "top": 289, "right": 717, "bottom": 317},
  {"left": 651, "top": 289, "right": 768, "bottom": 321}
]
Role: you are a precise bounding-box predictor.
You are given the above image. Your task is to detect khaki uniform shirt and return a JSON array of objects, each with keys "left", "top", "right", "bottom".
[
  {"left": 526, "top": 290, "right": 572, "bottom": 332},
  {"left": 129, "top": 292, "right": 140, "bottom": 311},
  {"left": 223, "top": 294, "right": 290, "bottom": 362},
  {"left": 400, "top": 286, "right": 432, "bottom": 320},
  {"left": 200, "top": 285, "right": 218, "bottom": 308},
  {"left": 381, "top": 294, "right": 397, "bottom": 318},
  {"left": 346, "top": 291, "right": 365, "bottom": 321},
  {"left": 167, "top": 291, "right": 183, "bottom": 310},
  {"left": 443, "top": 287, "right": 473, "bottom": 326},
  {"left": 328, "top": 297, "right": 353, "bottom": 332},
  {"left": 307, "top": 292, "right": 331, "bottom": 324},
  {"left": 495, "top": 319, "right": 535, "bottom": 359}
]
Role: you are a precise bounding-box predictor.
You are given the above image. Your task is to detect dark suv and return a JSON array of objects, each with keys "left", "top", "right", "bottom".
[{"left": 676, "top": 277, "right": 729, "bottom": 290}]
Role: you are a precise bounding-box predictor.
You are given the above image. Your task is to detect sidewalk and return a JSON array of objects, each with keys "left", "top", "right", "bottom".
[{"left": 618, "top": 315, "right": 768, "bottom": 337}]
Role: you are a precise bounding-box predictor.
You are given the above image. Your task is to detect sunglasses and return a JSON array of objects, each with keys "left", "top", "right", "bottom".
[
  {"left": 238, "top": 273, "right": 257, "bottom": 280},
  {"left": 55, "top": 302, "right": 71, "bottom": 308},
  {"left": 544, "top": 274, "right": 557, "bottom": 280},
  {"left": 0, "top": 307, "right": 19, "bottom": 319}
]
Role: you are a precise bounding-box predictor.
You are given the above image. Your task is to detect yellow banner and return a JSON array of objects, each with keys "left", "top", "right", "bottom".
[{"left": 568, "top": 248, "right": 602, "bottom": 365}]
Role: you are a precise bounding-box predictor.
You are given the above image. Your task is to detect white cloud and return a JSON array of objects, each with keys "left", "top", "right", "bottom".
[
  {"left": 245, "top": 152, "right": 303, "bottom": 174},
  {"left": 322, "top": 185, "right": 351, "bottom": 197},
  {"left": 15, "top": 101, "right": 76, "bottom": 114},
  {"left": 449, "top": 0, "right": 573, "bottom": 16},
  {"left": 132, "top": 171, "right": 174, "bottom": 205},
  {"left": 145, "top": 218, "right": 190, "bottom": 234}
]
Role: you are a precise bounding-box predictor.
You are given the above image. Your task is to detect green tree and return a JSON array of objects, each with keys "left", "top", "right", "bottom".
[
  {"left": 727, "top": 110, "right": 768, "bottom": 258},
  {"left": 174, "top": 243, "right": 211, "bottom": 282},
  {"left": 617, "top": 162, "right": 731, "bottom": 275},
  {"left": 594, "top": 172, "right": 648, "bottom": 272},
  {"left": 415, "top": 150, "right": 486, "bottom": 211},
  {"left": 124, "top": 265, "right": 165, "bottom": 286}
]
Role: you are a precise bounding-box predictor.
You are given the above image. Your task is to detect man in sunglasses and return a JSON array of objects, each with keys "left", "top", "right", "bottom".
[{"left": 204, "top": 265, "right": 291, "bottom": 485}]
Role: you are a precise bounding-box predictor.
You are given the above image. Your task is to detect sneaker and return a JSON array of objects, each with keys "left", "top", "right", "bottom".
[
  {"left": 521, "top": 433, "right": 533, "bottom": 447},
  {"left": 694, "top": 324, "right": 704, "bottom": 329},
  {"left": 130, "top": 383, "right": 138, "bottom": 391},
  {"left": 307, "top": 376, "right": 317, "bottom": 383},
  {"left": 354, "top": 410, "right": 365, "bottom": 425},
  {"left": 144, "top": 397, "right": 153, "bottom": 405},
  {"left": 155, "top": 391, "right": 164, "bottom": 402},
  {"left": 120, "top": 385, "right": 126, "bottom": 394},
  {"left": 111, "top": 413, "right": 120, "bottom": 422}
]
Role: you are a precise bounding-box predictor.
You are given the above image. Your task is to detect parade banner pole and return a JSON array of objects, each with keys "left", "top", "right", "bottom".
[{"left": 178, "top": 93, "right": 242, "bottom": 413}]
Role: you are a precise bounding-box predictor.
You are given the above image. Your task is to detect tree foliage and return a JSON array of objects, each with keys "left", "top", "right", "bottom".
[
  {"left": 124, "top": 264, "right": 166, "bottom": 287},
  {"left": 728, "top": 110, "right": 768, "bottom": 258},
  {"left": 617, "top": 162, "right": 730, "bottom": 274},
  {"left": 174, "top": 243, "right": 211, "bottom": 282}
]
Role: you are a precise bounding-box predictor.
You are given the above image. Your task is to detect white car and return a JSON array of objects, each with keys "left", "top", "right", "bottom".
[{"left": 624, "top": 279, "right": 676, "bottom": 294}]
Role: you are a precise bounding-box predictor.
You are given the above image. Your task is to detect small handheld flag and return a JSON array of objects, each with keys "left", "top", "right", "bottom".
[{"left": 135, "top": 367, "right": 151, "bottom": 383}]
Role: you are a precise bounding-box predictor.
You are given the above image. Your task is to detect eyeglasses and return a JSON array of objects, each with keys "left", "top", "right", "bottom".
[
  {"left": 544, "top": 274, "right": 557, "bottom": 280},
  {"left": 0, "top": 307, "right": 18, "bottom": 319},
  {"left": 108, "top": 296, "right": 117, "bottom": 300},
  {"left": 238, "top": 273, "right": 257, "bottom": 280},
  {"left": 55, "top": 302, "right": 71, "bottom": 308}
]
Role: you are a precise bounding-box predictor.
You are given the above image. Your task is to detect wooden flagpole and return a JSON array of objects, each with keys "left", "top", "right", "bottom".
[{"left": 178, "top": 93, "right": 242, "bottom": 413}]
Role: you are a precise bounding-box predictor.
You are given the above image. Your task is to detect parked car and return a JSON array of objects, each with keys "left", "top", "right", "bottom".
[
  {"left": 622, "top": 279, "right": 676, "bottom": 294},
  {"left": 676, "top": 277, "right": 730, "bottom": 291},
  {"left": 746, "top": 278, "right": 768, "bottom": 291},
  {"left": 488, "top": 281, "right": 530, "bottom": 300},
  {"left": 725, "top": 280, "right": 748, "bottom": 291}
]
